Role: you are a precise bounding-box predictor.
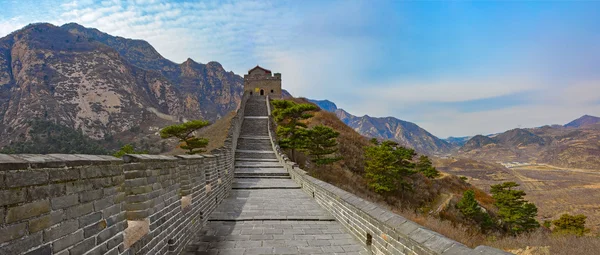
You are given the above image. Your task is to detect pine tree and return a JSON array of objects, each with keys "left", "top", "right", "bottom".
[
  {"left": 364, "top": 140, "right": 416, "bottom": 194},
  {"left": 552, "top": 214, "right": 590, "bottom": 236},
  {"left": 491, "top": 182, "right": 540, "bottom": 235},
  {"left": 415, "top": 155, "right": 440, "bottom": 178},
  {"left": 160, "top": 120, "right": 210, "bottom": 154},
  {"left": 113, "top": 144, "right": 148, "bottom": 158},
  {"left": 302, "top": 125, "right": 342, "bottom": 166},
  {"left": 457, "top": 190, "right": 480, "bottom": 219},
  {"left": 457, "top": 190, "right": 495, "bottom": 231},
  {"left": 271, "top": 100, "right": 318, "bottom": 161}
]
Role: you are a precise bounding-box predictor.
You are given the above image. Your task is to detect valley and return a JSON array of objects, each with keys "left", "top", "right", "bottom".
[{"left": 436, "top": 158, "right": 600, "bottom": 231}]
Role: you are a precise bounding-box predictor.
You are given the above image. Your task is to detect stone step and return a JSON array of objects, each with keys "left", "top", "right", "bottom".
[
  {"left": 236, "top": 143, "right": 272, "bottom": 151},
  {"left": 234, "top": 176, "right": 291, "bottom": 179},
  {"left": 235, "top": 152, "right": 277, "bottom": 159},
  {"left": 239, "top": 136, "right": 270, "bottom": 140},
  {"left": 235, "top": 158, "right": 278, "bottom": 162},
  {"left": 235, "top": 162, "right": 282, "bottom": 168},
  {"left": 232, "top": 178, "right": 300, "bottom": 189}
]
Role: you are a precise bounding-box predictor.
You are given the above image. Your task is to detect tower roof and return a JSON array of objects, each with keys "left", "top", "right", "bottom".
[{"left": 248, "top": 65, "right": 272, "bottom": 74}]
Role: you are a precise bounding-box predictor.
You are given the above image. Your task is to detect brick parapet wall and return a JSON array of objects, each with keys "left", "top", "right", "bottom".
[
  {"left": 0, "top": 93, "right": 250, "bottom": 255},
  {"left": 265, "top": 97, "right": 511, "bottom": 255}
]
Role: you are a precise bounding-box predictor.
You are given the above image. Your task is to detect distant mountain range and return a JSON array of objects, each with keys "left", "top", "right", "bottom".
[
  {"left": 455, "top": 115, "right": 600, "bottom": 169},
  {"left": 0, "top": 23, "right": 242, "bottom": 147},
  {"left": 309, "top": 99, "right": 600, "bottom": 170},
  {"left": 308, "top": 99, "right": 453, "bottom": 155}
]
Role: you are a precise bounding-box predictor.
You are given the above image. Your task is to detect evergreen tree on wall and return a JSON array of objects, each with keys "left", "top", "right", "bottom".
[{"left": 160, "top": 120, "right": 210, "bottom": 154}]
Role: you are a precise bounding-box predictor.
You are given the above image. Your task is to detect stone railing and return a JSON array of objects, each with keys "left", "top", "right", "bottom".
[
  {"left": 0, "top": 93, "right": 250, "bottom": 255},
  {"left": 265, "top": 98, "right": 511, "bottom": 255}
]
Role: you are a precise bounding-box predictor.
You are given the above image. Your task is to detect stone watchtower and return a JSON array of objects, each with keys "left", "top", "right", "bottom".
[{"left": 243, "top": 65, "right": 282, "bottom": 98}]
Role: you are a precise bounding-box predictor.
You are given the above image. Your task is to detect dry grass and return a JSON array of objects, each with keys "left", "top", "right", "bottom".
[{"left": 485, "top": 229, "right": 600, "bottom": 255}]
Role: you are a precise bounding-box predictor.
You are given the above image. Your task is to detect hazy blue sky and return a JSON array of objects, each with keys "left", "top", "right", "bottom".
[{"left": 1, "top": 0, "right": 600, "bottom": 137}]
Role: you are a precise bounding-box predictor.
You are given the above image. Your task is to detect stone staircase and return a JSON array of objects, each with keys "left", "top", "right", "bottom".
[{"left": 183, "top": 96, "right": 367, "bottom": 254}]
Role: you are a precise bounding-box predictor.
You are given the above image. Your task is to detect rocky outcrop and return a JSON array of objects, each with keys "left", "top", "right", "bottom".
[{"left": 0, "top": 23, "right": 243, "bottom": 146}]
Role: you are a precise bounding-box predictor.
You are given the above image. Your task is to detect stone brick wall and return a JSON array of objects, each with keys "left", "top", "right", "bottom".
[
  {"left": 0, "top": 154, "right": 127, "bottom": 255},
  {"left": 0, "top": 93, "right": 249, "bottom": 255},
  {"left": 265, "top": 98, "right": 511, "bottom": 255}
]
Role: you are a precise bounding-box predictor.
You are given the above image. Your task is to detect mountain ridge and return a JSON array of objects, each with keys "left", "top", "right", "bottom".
[
  {"left": 0, "top": 22, "right": 243, "bottom": 148},
  {"left": 308, "top": 98, "right": 453, "bottom": 155}
]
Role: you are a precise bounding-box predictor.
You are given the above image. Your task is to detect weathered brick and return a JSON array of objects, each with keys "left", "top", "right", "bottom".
[
  {"left": 51, "top": 194, "right": 79, "bottom": 209},
  {"left": 102, "top": 203, "right": 122, "bottom": 218},
  {"left": 124, "top": 170, "right": 146, "bottom": 179},
  {"left": 0, "top": 232, "right": 42, "bottom": 255},
  {"left": 50, "top": 209, "right": 65, "bottom": 224},
  {"left": 79, "top": 211, "right": 102, "bottom": 227},
  {"left": 94, "top": 196, "right": 114, "bottom": 211},
  {"left": 49, "top": 168, "right": 80, "bottom": 182},
  {"left": 65, "top": 180, "right": 93, "bottom": 194},
  {"left": 0, "top": 172, "right": 5, "bottom": 188},
  {"left": 80, "top": 189, "right": 103, "bottom": 203},
  {"left": 84, "top": 219, "right": 107, "bottom": 238},
  {"left": 5, "top": 170, "right": 48, "bottom": 188},
  {"left": 0, "top": 188, "right": 26, "bottom": 206},
  {"left": 6, "top": 199, "right": 51, "bottom": 223},
  {"left": 114, "top": 192, "right": 125, "bottom": 203},
  {"left": 24, "top": 244, "right": 51, "bottom": 255},
  {"left": 103, "top": 186, "right": 119, "bottom": 196},
  {"left": 112, "top": 175, "right": 125, "bottom": 185},
  {"left": 105, "top": 211, "right": 126, "bottom": 227},
  {"left": 80, "top": 165, "right": 104, "bottom": 178},
  {"left": 90, "top": 177, "right": 114, "bottom": 189},
  {"left": 0, "top": 222, "right": 27, "bottom": 243},
  {"left": 44, "top": 219, "right": 79, "bottom": 242},
  {"left": 124, "top": 177, "right": 147, "bottom": 187},
  {"left": 53, "top": 229, "right": 84, "bottom": 253},
  {"left": 69, "top": 236, "right": 96, "bottom": 255},
  {"left": 65, "top": 202, "right": 94, "bottom": 219},
  {"left": 107, "top": 233, "right": 124, "bottom": 250},
  {"left": 27, "top": 183, "right": 66, "bottom": 200},
  {"left": 87, "top": 242, "right": 109, "bottom": 255},
  {"left": 29, "top": 214, "right": 52, "bottom": 233}
]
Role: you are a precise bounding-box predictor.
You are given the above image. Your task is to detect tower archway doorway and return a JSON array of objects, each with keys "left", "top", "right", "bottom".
[{"left": 260, "top": 89, "right": 265, "bottom": 96}]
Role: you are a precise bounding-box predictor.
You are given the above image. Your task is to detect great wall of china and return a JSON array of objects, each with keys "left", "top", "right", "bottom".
[{"left": 0, "top": 93, "right": 510, "bottom": 255}]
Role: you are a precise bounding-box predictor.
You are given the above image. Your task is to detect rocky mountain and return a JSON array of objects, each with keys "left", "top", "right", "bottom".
[
  {"left": 564, "top": 114, "right": 600, "bottom": 128},
  {"left": 456, "top": 118, "right": 600, "bottom": 169},
  {"left": 308, "top": 99, "right": 453, "bottom": 155},
  {"left": 308, "top": 99, "right": 338, "bottom": 112},
  {"left": 0, "top": 23, "right": 243, "bottom": 147},
  {"left": 443, "top": 136, "right": 472, "bottom": 147}
]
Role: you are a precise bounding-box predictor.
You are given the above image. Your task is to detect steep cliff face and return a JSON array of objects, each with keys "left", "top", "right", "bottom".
[{"left": 0, "top": 23, "right": 243, "bottom": 146}]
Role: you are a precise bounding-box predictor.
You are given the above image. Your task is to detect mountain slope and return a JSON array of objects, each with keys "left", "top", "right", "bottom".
[
  {"left": 456, "top": 121, "right": 600, "bottom": 169},
  {"left": 308, "top": 98, "right": 453, "bottom": 154},
  {"left": 564, "top": 114, "right": 600, "bottom": 128},
  {"left": 0, "top": 23, "right": 243, "bottom": 147}
]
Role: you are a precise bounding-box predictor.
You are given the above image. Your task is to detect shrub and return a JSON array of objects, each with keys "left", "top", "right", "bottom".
[{"left": 552, "top": 214, "right": 590, "bottom": 236}]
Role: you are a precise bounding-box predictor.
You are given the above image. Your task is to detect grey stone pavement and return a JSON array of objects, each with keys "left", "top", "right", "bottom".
[{"left": 183, "top": 97, "right": 367, "bottom": 254}]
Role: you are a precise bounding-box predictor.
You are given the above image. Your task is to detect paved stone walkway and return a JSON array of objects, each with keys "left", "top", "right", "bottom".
[{"left": 183, "top": 97, "right": 367, "bottom": 254}]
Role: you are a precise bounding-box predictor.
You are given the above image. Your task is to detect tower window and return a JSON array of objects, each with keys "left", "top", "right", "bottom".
[{"left": 271, "top": 89, "right": 274, "bottom": 93}]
